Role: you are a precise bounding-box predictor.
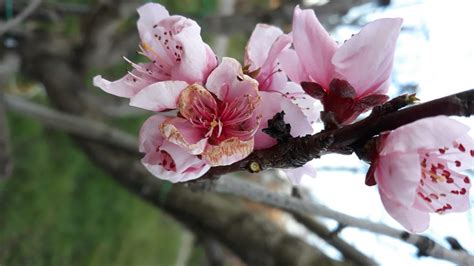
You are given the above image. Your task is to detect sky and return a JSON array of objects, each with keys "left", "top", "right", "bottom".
[{"left": 296, "top": 0, "right": 474, "bottom": 265}]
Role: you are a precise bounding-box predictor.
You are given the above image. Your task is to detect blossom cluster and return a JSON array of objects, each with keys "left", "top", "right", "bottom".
[{"left": 94, "top": 3, "right": 473, "bottom": 232}]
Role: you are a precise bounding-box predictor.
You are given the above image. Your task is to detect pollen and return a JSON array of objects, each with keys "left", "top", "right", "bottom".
[{"left": 210, "top": 119, "right": 219, "bottom": 128}]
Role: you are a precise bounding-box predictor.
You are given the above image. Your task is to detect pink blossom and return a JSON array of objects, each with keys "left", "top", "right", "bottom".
[
  {"left": 367, "top": 116, "right": 473, "bottom": 232},
  {"left": 159, "top": 58, "right": 261, "bottom": 166},
  {"left": 244, "top": 24, "right": 291, "bottom": 93},
  {"left": 139, "top": 115, "right": 210, "bottom": 182},
  {"left": 280, "top": 6, "right": 402, "bottom": 124},
  {"left": 245, "top": 24, "right": 317, "bottom": 184},
  {"left": 93, "top": 3, "right": 217, "bottom": 107},
  {"left": 244, "top": 23, "right": 315, "bottom": 149},
  {"left": 245, "top": 24, "right": 319, "bottom": 123}
]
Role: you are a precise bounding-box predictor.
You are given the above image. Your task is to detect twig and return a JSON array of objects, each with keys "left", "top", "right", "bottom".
[
  {"left": 3, "top": 95, "right": 137, "bottom": 154},
  {"left": 445, "top": 236, "right": 467, "bottom": 253},
  {"left": 0, "top": 0, "right": 42, "bottom": 36},
  {"left": 203, "top": 90, "right": 474, "bottom": 178},
  {"left": 293, "top": 214, "right": 376, "bottom": 265},
  {"left": 209, "top": 177, "right": 474, "bottom": 265},
  {"left": 292, "top": 189, "right": 377, "bottom": 266}
]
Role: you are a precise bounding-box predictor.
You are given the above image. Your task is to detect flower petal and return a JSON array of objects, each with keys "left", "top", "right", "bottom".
[
  {"left": 202, "top": 137, "right": 254, "bottom": 166},
  {"left": 379, "top": 190, "right": 430, "bottom": 233},
  {"left": 177, "top": 83, "right": 217, "bottom": 120},
  {"left": 93, "top": 63, "right": 158, "bottom": 98},
  {"left": 137, "top": 3, "right": 169, "bottom": 38},
  {"left": 160, "top": 141, "right": 211, "bottom": 181},
  {"left": 442, "top": 134, "right": 474, "bottom": 171},
  {"left": 130, "top": 81, "right": 188, "bottom": 111},
  {"left": 139, "top": 114, "right": 167, "bottom": 153},
  {"left": 332, "top": 18, "right": 403, "bottom": 96},
  {"left": 281, "top": 82, "right": 321, "bottom": 124},
  {"left": 142, "top": 143, "right": 210, "bottom": 183},
  {"left": 257, "top": 33, "right": 292, "bottom": 92},
  {"left": 160, "top": 117, "right": 208, "bottom": 155},
  {"left": 206, "top": 57, "right": 259, "bottom": 101},
  {"left": 171, "top": 19, "right": 218, "bottom": 83},
  {"left": 375, "top": 153, "right": 421, "bottom": 206},
  {"left": 292, "top": 5, "right": 337, "bottom": 87},
  {"left": 254, "top": 91, "right": 313, "bottom": 150},
  {"left": 138, "top": 3, "right": 217, "bottom": 84},
  {"left": 279, "top": 49, "right": 308, "bottom": 84},
  {"left": 283, "top": 162, "right": 317, "bottom": 185},
  {"left": 245, "top": 24, "right": 284, "bottom": 69},
  {"left": 380, "top": 116, "right": 470, "bottom": 155}
]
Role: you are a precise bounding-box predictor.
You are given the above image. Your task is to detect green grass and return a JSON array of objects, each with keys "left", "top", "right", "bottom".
[{"left": 0, "top": 112, "right": 184, "bottom": 266}]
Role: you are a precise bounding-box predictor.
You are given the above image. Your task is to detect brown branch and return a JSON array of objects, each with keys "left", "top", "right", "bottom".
[
  {"left": 203, "top": 90, "right": 474, "bottom": 178},
  {"left": 5, "top": 93, "right": 473, "bottom": 265}
]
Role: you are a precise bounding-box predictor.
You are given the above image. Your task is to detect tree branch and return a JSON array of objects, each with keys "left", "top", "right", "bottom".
[
  {"left": 291, "top": 188, "right": 377, "bottom": 266},
  {"left": 209, "top": 177, "right": 474, "bottom": 265},
  {"left": 4, "top": 95, "right": 137, "bottom": 154},
  {"left": 5, "top": 95, "right": 473, "bottom": 265},
  {"left": 203, "top": 90, "right": 474, "bottom": 178}
]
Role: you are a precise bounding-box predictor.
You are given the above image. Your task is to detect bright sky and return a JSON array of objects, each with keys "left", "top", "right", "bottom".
[{"left": 298, "top": 0, "right": 474, "bottom": 265}]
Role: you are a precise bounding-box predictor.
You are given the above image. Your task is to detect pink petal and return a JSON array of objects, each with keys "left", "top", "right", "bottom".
[
  {"left": 332, "top": 18, "right": 403, "bottom": 97},
  {"left": 138, "top": 7, "right": 217, "bottom": 84},
  {"left": 280, "top": 82, "right": 321, "bottom": 124},
  {"left": 142, "top": 143, "right": 210, "bottom": 183},
  {"left": 160, "top": 117, "right": 208, "bottom": 155},
  {"left": 380, "top": 116, "right": 470, "bottom": 155},
  {"left": 442, "top": 134, "right": 474, "bottom": 171},
  {"left": 93, "top": 63, "right": 157, "bottom": 98},
  {"left": 375, "top": 153, "right": 421, "bottom": 206},
  {"left": 414, "top": 149, "right": 471, "bottom": 215},
  {"left": 130, "top": 81, "right": 188, "bottom": 111},
  {"left": 206, "top": 57, "right": 259, "bottom": 101},
  {"left": 171, "top": 18, "right": 218, "bottom": 83},
  {"left": 414, "top": 176, "right": 471, "bottom": 214},
  {"left": 379, "top": 190, "right": 430, "bottom": 233},
  {"left": 292, "top": 5, "right": 337, "bottom": 87},
  {"left": 279, "top": 49, "right": 308, "bottom": 84},
  {"left": 177, "top": 84, "right": 217, "bottom": 120},
  {"left": 160, "top": 141, "right": 211, "bottom": 181},
  {"left": 202, "top": 137, "right": 254, "bottom": 166},
  {"left": 283, "top": 163, "right": 317, "bottom": 185},
  {"left": 137, "top": 3, "right": 169, "bottom": 38},
  {"left": 257, "top": 33, "right": 292, "bottom": 92},
  {"left": 245, "top": 24, "right": 284, "bottom": 69},
  {"left": 254, "top": 91, "right": 313, "bottom": 150},
  {"left": 138, "top": 114, "right": 167, "bottom": 153}
]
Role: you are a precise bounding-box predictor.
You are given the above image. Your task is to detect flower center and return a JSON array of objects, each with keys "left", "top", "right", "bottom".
[
  {"left": 416, "top": 141, "right": 472, "bottom": 214},
  {"left": 158, "top": 150, "right": 176, "bottom": 171}
]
